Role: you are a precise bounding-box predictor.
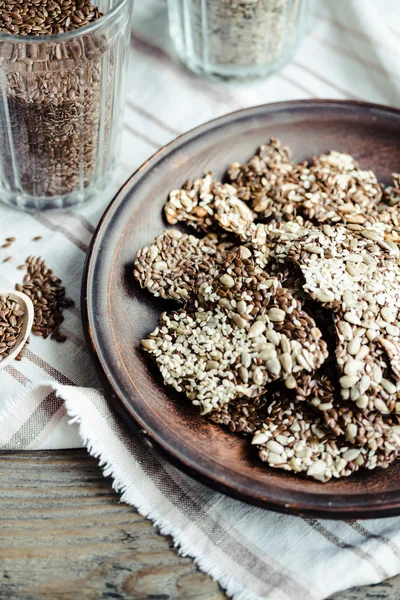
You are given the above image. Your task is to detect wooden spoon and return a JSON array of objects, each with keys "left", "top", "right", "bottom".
[{"left": 0, "top": 291, "right": 34, "bottom": 369}]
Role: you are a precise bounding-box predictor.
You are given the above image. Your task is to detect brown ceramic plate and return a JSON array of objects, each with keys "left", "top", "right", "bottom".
[{"left": 82, "top": 100, "right": 400, "bottom": 519}]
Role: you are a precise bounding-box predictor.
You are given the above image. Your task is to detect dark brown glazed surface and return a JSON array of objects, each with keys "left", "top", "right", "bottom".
[{"left": 82, "top": 100, "right": 400, "bottom": 518}]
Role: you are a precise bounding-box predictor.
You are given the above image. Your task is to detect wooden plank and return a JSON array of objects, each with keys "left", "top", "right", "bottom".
[{"left": 0, "top": 450, "right": 399, "bottom": 600}]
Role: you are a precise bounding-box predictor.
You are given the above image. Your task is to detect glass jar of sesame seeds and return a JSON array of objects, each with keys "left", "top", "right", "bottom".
[
  {"left": 0, "top": 1, "right": 133, "bottom": 211},
  {"left": 167, "top": 0, "right": 308, "bottom": 80}
]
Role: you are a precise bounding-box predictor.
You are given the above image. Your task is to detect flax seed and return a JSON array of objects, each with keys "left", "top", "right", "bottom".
[{"left": 15, "top": 255, "right": 74, "bottom": 343}]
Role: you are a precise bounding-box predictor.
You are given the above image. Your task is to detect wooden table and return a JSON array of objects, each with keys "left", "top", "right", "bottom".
[{"left": 1, "top": 450, "right": 400, "bottom": 600}]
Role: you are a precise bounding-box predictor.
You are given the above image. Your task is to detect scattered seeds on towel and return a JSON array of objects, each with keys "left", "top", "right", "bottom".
[{"left": 15, "top": 256, "right": 74, "bottom": 343}]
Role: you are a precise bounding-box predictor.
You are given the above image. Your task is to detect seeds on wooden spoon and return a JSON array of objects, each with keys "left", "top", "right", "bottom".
[{"left": 0, "top": 294, "right": 25, "bottom": 362}]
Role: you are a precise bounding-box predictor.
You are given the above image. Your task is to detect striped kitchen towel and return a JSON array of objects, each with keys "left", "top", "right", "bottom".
[{"left": 2, "top": 1, "right": 400, "bottom": 599}]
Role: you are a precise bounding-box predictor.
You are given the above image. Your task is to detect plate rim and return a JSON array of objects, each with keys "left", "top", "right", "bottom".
[{"left": 82, "top": 99, "right": 400, "bottom": 518}]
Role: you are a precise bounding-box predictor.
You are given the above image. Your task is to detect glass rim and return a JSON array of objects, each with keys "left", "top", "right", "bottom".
[{"left": 0, "top": 0, "right": 131, "bottom": 44}]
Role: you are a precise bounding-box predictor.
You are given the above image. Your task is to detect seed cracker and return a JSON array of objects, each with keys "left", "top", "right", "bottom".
[
  {"left": 252, "top": 398, "right": 399, "bottom": 482},
  {"left": 134, "top": 230, "right": 238, "bottom": 302},
  {"left": 228, "top": 144, "right": 382, "bottom": 226},
  {"left": 142, "top": 256, "right": 327, "bottom": 415},
  {"left": 227, "top": 138, "right": 295, "bottom": 221},
  {"left": 270, "top": 222, "right": 400, "bottom": 413},
  {"left": 164, "top": 173, "right": 254, "bottom": 236},
  {"left": 292, "top": 371, "right": 400, "bottom": 453}
]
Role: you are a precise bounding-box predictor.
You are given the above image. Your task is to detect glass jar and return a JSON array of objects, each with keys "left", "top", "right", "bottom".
[
  {"left": 168, "top": 0, "right": 308, "bottom": 80},
  {"left": 0, "top": 0, "right": 133, "bottom": 211}
]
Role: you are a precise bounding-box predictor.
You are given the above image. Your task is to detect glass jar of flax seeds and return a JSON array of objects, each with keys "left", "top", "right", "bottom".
[
  {"left": 167, "top": 0, "right": 308, "bottom": 80},
  {"left": 0, "top": 0, "right": 133, "bottom": 210}
]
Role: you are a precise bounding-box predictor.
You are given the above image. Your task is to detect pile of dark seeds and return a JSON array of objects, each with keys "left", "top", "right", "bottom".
[
  {"left": 0, "top": 1, "right": 107, "bottom": 199},
  {"left": 0, "top": 1, "right": 102, "bottom": 36},
  {"left": 0, "top": 294, "right": 25, "bottom": 362},
  {"left": 16, "top": 256, "right": 74, "bottom": 342}
]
